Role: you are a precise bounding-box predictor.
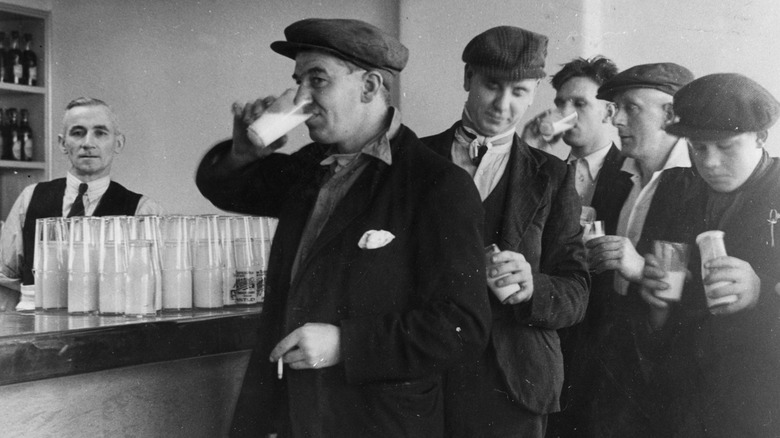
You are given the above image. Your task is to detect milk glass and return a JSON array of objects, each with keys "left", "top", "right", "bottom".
[
  {"left": 230, "top": 216, "right": 260, "bottom": 305},
  {"left": 249, "top": 216, "right": 274, "bottom": 304},
  {"left": 125, "top": 215, "right": 162, "bottom": 316},
  {"left": 34, "top": 218, "right": 68, "bottom": 311},
  {"left": 98, "top": 216, "right": 129, "bottom": 315},
  {"left": 651, "top": 240, "right": 690, "bottom": 301},
  {"left": 67, "top": 217, "right": 101, "bottom": 314},
  {"left": 696, "top": 230, "right": 737, "bottom": 308},
  {"left": 192, "top": 215, "right": 223, "bottom": 309},
  {"left": 125, "top": 239, "right": 157, "bottom": 317},
  {"left": 218, "top": 216, "right": 237, "bottom": 306},
  {"left": 160, "top": 215, "right": 193, "bottom": 311},
  {"left": 247, "top": 88, "right": 312, "bottom": 148}
]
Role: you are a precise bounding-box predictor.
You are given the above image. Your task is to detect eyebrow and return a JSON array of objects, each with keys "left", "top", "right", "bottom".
[
  {"left": 68, "top": 124, "right": 111, "bottom": 132},
  {"left": 292, "top": 66, "right": 328, "bottom": 81}
]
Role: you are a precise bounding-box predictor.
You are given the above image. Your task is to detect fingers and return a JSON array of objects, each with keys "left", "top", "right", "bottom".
[
  {"left": 269, "top": 328, "right": 303, "bottom": 362},
  {"left": 640, "top": 287, "right": 670, "bottom": 309}
]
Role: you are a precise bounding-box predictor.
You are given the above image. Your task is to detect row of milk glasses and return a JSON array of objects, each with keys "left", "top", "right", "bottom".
[{"left": 32, "top": 215, "right": 277, "bottom": 316}]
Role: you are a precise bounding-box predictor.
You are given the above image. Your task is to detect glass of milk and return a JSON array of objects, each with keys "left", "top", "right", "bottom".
[
  {"left": 247, "top": 88, "right": 313, "bottom": 148},
  {"left": 651, "top": 240, "right": 690, "bottom": 301}
]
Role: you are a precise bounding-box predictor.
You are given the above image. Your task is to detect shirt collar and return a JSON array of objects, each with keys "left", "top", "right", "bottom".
[
  {"left": 620, "top": 137, "right": 691, "bottom": 177},
  {"left": 66, "top": 171, "right": 111, "bottom": 198},
  {"left": 567, "top": 143, "right": 613, "bottom": 179},
  {"left": 320, "top": 106, "right": 399, "bottom": 169}
]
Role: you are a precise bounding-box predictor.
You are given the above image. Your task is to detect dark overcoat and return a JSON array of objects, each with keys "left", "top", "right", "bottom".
[{"left": 197, "top": 124, "right": 491, "bottom": 438}]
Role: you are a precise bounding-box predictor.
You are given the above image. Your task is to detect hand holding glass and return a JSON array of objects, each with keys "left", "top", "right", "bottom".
[
  {"left": 651, "top": 240, "right": 690, "bottom": 301},
  {"left": 247, "top": 88, "right": 312, "bottom": 148}
]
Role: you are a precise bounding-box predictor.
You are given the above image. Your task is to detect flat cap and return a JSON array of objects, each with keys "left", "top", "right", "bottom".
[
  {"left": 270, "top": 18, "right": 408, "bottom": 75},
  {"left": 462, "top": 26, "right": 548, "bottom": 81},
  {"left": 596, "top": 62, "right": 694, "bottom": 101},
  {"left": 666, "top": 73, "right": 780, "bottom": 140}
]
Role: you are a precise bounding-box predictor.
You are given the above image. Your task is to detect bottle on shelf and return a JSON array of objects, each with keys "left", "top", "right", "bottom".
[
  {"left": 5, "top": 108, "right": 21, "bottom": 160},
  {"left": 21, "top": 33, "right": 37, "bottom": 86},
  {"left": 0, "top": 32, "right": 7, "bottom": 83},
  {"left": 20, "top": 109, "right": 32, "bottom": 161},
  {"left": 6, "top": 31, "right": 22, "bottom": 85},
  {"left": 0, "top": 109, "right": 5, "bottom": 159}
]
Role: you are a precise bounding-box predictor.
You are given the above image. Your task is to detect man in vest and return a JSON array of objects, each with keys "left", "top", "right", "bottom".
[
  {"left": 0, "top": 97, "right": 164, "bottom": 311},
  {"left": 421, "top": 26, "right": 589, "bottom": 437}
]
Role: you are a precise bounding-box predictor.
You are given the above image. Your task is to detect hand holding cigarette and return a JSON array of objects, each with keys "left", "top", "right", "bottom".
[{"left": 269, "top": 322, "right": 342, "bottom": 371}]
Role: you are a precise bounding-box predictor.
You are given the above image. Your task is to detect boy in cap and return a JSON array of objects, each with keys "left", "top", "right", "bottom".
[
  {"left": 582, "top": 62, "right": 694, "bottom": 438},
  {"left": 196, "top": 18, "right": 490, "bottom": 438},
  {"left": 422, "top": 26, "right": 589, "bottom": 438},
  {"left": 636, "top": 73, "right": 780, "bottom": 438}
]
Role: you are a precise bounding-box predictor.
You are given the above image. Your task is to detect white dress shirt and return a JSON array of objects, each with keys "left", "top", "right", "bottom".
[
  {"left": 614, "top": 138, "right": 691, "bottom": 294},
  {"left": 566, "top": 144, "right": 613, "bottom": 207}
]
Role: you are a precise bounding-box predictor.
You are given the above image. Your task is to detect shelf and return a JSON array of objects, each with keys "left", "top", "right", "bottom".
[
  {"left": 0, "top": 82, "right": 45, "bottom": 95},
  {"left": 0, "top": 160, "right": 45, "bottom": 169}
]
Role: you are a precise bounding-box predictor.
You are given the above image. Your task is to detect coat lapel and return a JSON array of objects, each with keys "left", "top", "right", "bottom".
[
  {"left": 291, "top": 158, "right": 388, "bottom": 287},
  {"left": 499, "top": 137, "right": 547, "bottom": 250}
]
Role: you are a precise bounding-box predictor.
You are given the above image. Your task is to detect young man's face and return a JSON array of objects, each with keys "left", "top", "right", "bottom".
[
  {"left": 58, "top": 104, "right": 124, "bottom": 181},
  {"left": 463, "top": 67, "right": 539, "bottom": 137},
  {"left": 611, "top": 88, "right": 673, "bottom": 162},
  {"left": 554, "top": 76, "right": 613, "bottom": 151},
  {"left": 688, "top": 132, "right": 764, "bottom": 193},
  {"left": 293, "top": 51, "right": 368, "bottom": 147}
]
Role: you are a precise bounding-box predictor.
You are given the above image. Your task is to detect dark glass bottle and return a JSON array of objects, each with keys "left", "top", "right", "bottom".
[
  {"left": 6, "top": 108, "right": 21, "bottom": 160},
  {"left": 0, "top": 109, "right": 6, "bottom": 160},
  {"left": 21, "top": 34, "right": 37, "bottom": 86},
  {"left": 20, "top": 109, "right": 32, "bottom": 161},
  {"left": 0, "top": 32, "right": 7, "bottom": 83},
  {"left": 6, "top": 31, "right": 22, "bottom": 84}
]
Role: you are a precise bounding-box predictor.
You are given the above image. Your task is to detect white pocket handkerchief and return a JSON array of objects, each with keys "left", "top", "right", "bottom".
[{"left": 358, "top": 229, "right": 395, "bottom": 249}]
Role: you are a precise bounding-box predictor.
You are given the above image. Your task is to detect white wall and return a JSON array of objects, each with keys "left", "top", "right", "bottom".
[
  {"left": 46, "top": 0, "right": 780, "bottom": 216},
  {"left": 49, "top": 0, "right": 398, "bottom": 214},
  {"left": 400, "top": 0, "right": 780, "bottom": 156}
]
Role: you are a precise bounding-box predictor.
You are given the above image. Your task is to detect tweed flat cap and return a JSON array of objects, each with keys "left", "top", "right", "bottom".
[
  {"left": 270, "top": 18, "right": 408, "bottom": 74},
  {"left": 462, "top": 26, "right": 548, "bottom": 81},
  {"left": 666, "top": 73, "right": 780, "bottom": 140},
  {"left": 596, "top": 62, "right": 694, "bottom": 101}
]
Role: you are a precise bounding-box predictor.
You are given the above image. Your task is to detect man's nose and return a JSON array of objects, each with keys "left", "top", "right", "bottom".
[
  {"left": 492, "top": 89, "right": 512, "bottom": 112},
  {"left": 81, "top": 132, "right": 97, "bottom": 147},
  {"left": 611, "top": 107, "right": 626, "bottom": 126},
  {"left": 294, "top": 85, "right": 312, "bottom": 107}
]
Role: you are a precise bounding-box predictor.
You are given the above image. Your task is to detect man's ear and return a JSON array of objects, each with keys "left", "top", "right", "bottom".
[
  {"left": 361, "top": 70, "right": 384, "bottom": 103},
  {"left": 114, "top": 133, "right": 126, "bottom": 154},
  {"left": 57, "top": 134, "right": 67, "bottom": 155},
  {"left": 757, "top": 130, "right": 769, "bottom": 147},
  {"left": 603, "top": 102, "right": 616, "bottom": 123},
  {"left": 463, "top": 65, "right": 473, "bottom": 92},
  {"left": 661, "top": 102, "right": 677, "bottom": 126}
]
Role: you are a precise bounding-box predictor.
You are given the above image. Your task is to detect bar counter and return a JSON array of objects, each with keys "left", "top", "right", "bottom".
[{"left": 0, "top": 307, "right": 263, "bottom": 437}]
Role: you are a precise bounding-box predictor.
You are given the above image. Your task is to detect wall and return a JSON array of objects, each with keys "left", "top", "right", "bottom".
[
  {"left": 46, "top": 0, "right": 780, "bottom": 215},
  {"left": 400, "top": 0, "right": 780, "bottom": 156},
  {"left": 49, "top": 0, "right": 398, "bottom": 214}
]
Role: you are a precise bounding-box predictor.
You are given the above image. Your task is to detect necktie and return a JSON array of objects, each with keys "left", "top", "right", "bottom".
[
  {"left": 472, "top": 144, "right": 488, "bottom": 166},
  {"left": 68, "top": 183, "right": 89, "bottom": 217}
]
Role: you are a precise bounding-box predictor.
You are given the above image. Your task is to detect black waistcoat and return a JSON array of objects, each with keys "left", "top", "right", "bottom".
[{"left": 20, "top": 178, "right": 142, "bottom": 285}]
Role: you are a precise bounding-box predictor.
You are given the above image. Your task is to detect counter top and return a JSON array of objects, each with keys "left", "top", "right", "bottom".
[{"left": 0, "top": 307, "right": 263, "bottom": 385}]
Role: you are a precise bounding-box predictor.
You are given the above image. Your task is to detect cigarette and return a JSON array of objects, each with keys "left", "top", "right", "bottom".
[{"left": 277, "top": 358, "right": 283, "bottom": 379}]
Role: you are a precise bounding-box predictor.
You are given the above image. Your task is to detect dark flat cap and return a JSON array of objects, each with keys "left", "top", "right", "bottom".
[
  {"left": 270, "top": 18, "right": 408, "bottom": 75},
  {"left": 596, "top": 62, "right": 694, "bottom": 101},
  {"left": 666, "top": 73, "right": 780, "bottom": 140},
  {"left": 462, "top": 26, "right": 548, "bottom": 81}
]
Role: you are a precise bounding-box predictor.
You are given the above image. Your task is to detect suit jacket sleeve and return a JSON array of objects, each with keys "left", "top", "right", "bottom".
[
  {"left": 514, "top": 160, "right": 590, "bottom": 330},
  {"left": 195, "top": 139, "right": 317, "bottom": 215}
]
